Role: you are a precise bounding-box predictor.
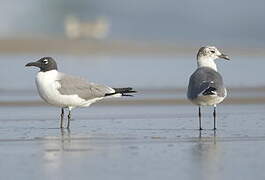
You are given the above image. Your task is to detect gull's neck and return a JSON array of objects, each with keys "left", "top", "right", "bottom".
[
  {"left": 197, "top": 56, "right": 217, "bottom": 71},
  {"left": 38, "top": 69, "right": 58, "bottom": 76}
]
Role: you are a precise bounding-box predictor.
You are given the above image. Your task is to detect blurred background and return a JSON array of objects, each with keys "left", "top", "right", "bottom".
[
  {"left": 0, "top": 0, "right": 264, "bottom": 105},
  {"left": 1, "top": 2, "right": 265, "bottom": 180}
]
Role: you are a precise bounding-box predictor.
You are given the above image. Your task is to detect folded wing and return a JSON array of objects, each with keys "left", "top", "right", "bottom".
[
  {"left": 56, "top": 73, "right": 115, "bottom": 100},
  {"left": 187, "top": 67, "right": 226, "bottom": 100}
]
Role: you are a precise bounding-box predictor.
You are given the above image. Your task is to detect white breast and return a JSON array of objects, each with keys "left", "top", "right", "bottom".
[
  {"left": 197, "top": 57, "right": 218, "bottom": 71},
  {"left": 35, "top": 70, "right": 99, "bottom": 108}
]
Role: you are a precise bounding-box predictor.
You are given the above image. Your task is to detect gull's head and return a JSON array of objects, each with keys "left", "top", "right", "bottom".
[
  {"left": 197, "top": 46, "right": 230, "bottom": 61},
  {"left": 196, "top": 46, "right": 230, "bottom": 71},
  {"left": 25, "top": 57, "right": 58, "bottom": 72}
]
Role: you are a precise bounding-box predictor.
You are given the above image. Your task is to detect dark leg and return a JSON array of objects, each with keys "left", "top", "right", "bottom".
[
  {"left": 213, "top": 105, "right": 217, "bottom": 130},
  {"left": 67, "top": 110, "right": 71, "bottom": 129},
  {"left": 199, "top": 106, "right": 202, "bottom": 130},
  {"left": 60, "top": 108, "right": 64, "bottom": 129}
]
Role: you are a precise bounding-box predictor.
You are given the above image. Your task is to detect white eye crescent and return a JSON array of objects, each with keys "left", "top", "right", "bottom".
[{"left": 43, "top": 59, "right": 49, "bottom": 64}]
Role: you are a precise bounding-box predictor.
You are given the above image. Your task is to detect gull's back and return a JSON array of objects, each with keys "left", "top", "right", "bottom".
[{"left": 187, "top": 67, "right": 226, "bottom": 101}]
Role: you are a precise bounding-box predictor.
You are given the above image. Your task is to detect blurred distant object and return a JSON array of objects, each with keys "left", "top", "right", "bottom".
[
  {"left": 0, "top": 1, "right": 264, "bottom": 47},
  {"left": 64, "top": 16, "right": 110, "bottom": 40}
]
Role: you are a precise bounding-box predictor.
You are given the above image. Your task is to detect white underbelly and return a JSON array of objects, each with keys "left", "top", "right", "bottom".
[{"left": 190, "top": 95, "right": 225, "bottom": 106}]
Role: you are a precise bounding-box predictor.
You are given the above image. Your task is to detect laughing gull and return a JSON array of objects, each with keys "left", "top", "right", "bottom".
[
  {"left": 187, "top": 46, "right": 230, "bottom": 130},
  {"left": 26, "top": 57, "right": 136, "bottom": 129}
]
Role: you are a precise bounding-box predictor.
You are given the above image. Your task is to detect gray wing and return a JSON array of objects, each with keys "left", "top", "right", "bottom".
[
  {"left": 57, "top": 73, "right": 114, "bottom": 100},
  {"left": 187, "top": 67, "right": 226, "bottom": 100}
]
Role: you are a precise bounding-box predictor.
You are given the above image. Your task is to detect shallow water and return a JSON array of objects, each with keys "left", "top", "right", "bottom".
[{"left": 0, "top": 104, "right": 265, "bottom": 180}]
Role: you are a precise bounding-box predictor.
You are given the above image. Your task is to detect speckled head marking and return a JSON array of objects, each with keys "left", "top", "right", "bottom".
[
  {"left": 25, "top": 57, "right": 58, "bottom": 72},
  {"left": 197, "top": 46, "right": 230, "bottom": 61}
]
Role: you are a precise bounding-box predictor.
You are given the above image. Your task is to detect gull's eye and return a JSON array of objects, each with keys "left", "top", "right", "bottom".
[
  {"left": 42, "top": 59, "right": 49, "bottom": 64},
  {"left": 210, "top": 50, "right": 215, "bottom": 53}
]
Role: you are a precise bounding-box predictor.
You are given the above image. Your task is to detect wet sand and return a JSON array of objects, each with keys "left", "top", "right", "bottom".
[{"left": 0, "top": 104, "right": 265, "bottom": 180}]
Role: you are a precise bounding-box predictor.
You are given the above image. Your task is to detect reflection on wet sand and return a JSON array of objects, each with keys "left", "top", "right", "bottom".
[{"left": 190, "top": 131, "right": 219, "bottom": 180}]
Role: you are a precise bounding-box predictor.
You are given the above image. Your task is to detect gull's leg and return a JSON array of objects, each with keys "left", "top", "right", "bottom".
[
  {"left": 199, "top": 106, "right": 202, "bottom": 130},
  {"left": 67, "top": 110, "right": 71, "bottom": 129},
  {"left": 213, "top": 105, "right": 217, "bottom": 130},
  {"left": 60, "top": 108, "right": 64, "bottom": 129}
]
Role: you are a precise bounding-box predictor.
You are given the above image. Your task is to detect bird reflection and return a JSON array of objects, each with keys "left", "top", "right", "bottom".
[
  {"left": 190, "top": 131, "right": 219, "bottom": 180},
  {"left": 60, "top": 128, "right": 71, "bottom": 147}
]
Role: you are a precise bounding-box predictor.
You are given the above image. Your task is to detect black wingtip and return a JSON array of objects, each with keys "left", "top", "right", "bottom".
[
  {"left": 113, "top": 87, "right": 137, "bottom": 94},
  {"left": 105, "top": 87, "right": 137, "bottom": 97},
  {"left": 202, "top": 87, "right": 217, "bottom": 96}
]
